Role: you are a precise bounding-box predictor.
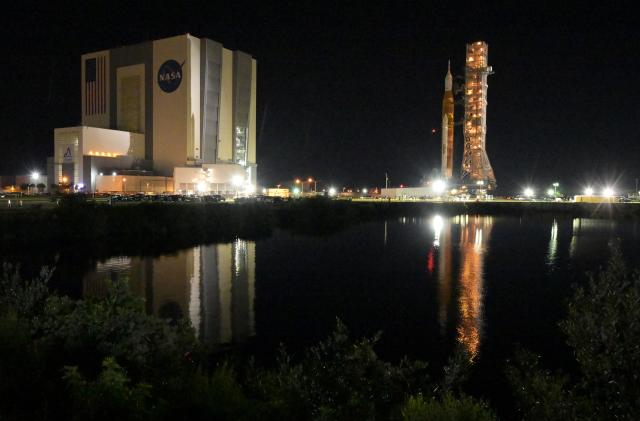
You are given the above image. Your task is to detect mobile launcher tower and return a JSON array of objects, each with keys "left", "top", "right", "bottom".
[{"left": 461, "top": 41, "right": 496, "bottom": 190}]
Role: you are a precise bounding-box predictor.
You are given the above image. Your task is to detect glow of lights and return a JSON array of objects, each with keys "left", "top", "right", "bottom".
[
  {"left": 99, "top": 172, "right": 103, "bottom": 176},
  {"left": 432, "top": 179, "right": 446, "bottom": 194},
  {"left": 245, "top": 184, "right": 256, "bottom": 194},
  {"left": 62, "top": 176, "right": 68, "bottom": 183},
  {"left": 112, "top": 171, "right": 117, "bottom": 176},
  {"left": 122, "top": 178, "right": 127, "bottom": 182},
  {"left": 432, "top": 214, "right": 444, "bottom": 247},
  {"left": 231, "top": 175, "right": 244, "bottom": 186},
  {"left": 524, "top": 187, "right": 534, "bottom": 198},
  {"left": 77, "top": 183, "right": 84, "bottom": 189},
  {"left": 262, "top": 188, "right": 267, "bottom": 194},
  {"left": 476, "top": 180, "right": 484, "bottom": 186},
  {"left": 328, "top": 187, "right": 337, "bottom": 196},
  {"left": 603, "top": 187, "right": 615, "bottom": 197},
  {"left": 293, "top": 187, "right": 300, "bottom": 194},
  {"left": 295, "top": 179, "right": 301, "bottom": 184},
  {"left": 546, "top": 188, "right": 554, "bottom": 196},
  {"left": 553, "top": 182, "right": 559, "bottom": 187},
  {"left": 196, "top": 181, "right": 207, "bottom": 193},
  {"left": 584, "top": 187, "right": 594, "bottom": 196},
  {"left": 308, "top": 177, "right": 313, "bottom": 182},
  {"left": 362, "top": 188, "right": 368, "bottom": 194},
  {"left": 31, "top": 171, "right": 40, "bottom": 180}
]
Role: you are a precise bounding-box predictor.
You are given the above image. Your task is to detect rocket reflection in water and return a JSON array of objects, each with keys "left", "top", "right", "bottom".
[
  {"left": 431, "top": 215, "right": 492, "bottom": 358},
  {"left": 84, "top": 239, "right": 255, "bottom": 345}
]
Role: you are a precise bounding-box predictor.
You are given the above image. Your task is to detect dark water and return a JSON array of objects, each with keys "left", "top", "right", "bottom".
[{"left": 17, "top": 214, "right": 640, "bottom": 411}]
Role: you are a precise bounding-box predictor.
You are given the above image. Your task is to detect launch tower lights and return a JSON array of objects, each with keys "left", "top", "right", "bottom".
[{"left": 461, "top": 41, "right": 496, "bottom": 189}]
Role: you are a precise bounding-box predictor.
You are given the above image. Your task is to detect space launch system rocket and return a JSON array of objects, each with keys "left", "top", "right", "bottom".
[{"left": 441, "top": 61, "right": 454, "bottom": 180}]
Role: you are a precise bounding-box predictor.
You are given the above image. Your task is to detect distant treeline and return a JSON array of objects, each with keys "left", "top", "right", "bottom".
[{"left": 1, "top": 197, "right": 638, "bottom": 256}]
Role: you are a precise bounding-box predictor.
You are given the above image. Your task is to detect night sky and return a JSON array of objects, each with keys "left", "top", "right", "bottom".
[{"left": 2, "top": 2, "right": 638, "bottom": 194}]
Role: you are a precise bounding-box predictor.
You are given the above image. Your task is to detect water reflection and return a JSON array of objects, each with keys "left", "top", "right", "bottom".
[
  {"left": 431, "top": 215, "right": 492, "bottom": 358},
  {"left": 84, "top": 239, "right": 255, "bottom": 345},
  {"left": 547, "top": 219, "right": 558, "bottom": 266},
  {"left": 569, "top": 218, "right": 617, "bottom": 258}
]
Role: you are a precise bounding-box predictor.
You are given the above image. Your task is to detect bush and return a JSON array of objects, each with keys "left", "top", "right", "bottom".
[
  {"left": 401, "top": 393, "right": 495, "bottom": 421},
  {"left": 246, "top": 319, "right": 430, "bottom": 420},
  {"left": 508, "top": 245, "right": 640, "bottom": 420},
  {"left": 63, "top": 357, "right": 154, "bottom": 420}
]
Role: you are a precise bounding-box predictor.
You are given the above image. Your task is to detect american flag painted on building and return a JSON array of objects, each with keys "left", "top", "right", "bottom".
[{"left": 85, "top": 56, "right": 106, "bottom": 115}]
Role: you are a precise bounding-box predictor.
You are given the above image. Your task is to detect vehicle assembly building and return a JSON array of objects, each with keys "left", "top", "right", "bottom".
[
  {"left": 461, "top": 41, "right": 496, "bottom": 188},
  {"left": 47, "top": 34, "right": 257, "bottom": 194}
]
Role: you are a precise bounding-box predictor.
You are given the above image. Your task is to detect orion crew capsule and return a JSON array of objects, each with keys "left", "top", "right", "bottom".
[{"left": 441, "top": 60, "right": 454, "bottom": 180}]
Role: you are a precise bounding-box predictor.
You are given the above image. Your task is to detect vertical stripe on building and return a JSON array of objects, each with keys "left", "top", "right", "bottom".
[{"left": 85, "top": 57, "right": 106, "bottom": 115}]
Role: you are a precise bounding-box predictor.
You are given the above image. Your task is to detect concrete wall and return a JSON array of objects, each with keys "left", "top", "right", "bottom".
[
  {"left": 153, "top": 35, "right": 190, "bottom": 176},
  {"left": 95, "top": 174, "right": 173, "bottom": 193}
]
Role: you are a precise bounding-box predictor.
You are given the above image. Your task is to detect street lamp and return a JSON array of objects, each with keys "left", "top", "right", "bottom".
[
  {"left": 308, "top": 177, "right": 316, "bottom": 192},
  {"left": 524, "top": 187, "right": 534, "bottom": 198},
  {"left": 584, "top": 187, "right": 594, "bottom": 196},
  {"left": 122, "top": 177, "right": 127, "bottom": 193},
  {"left": 295, "top": 178, "right": 303, "bottom": 194},
  {"left": 552, "top": 182, "right": 559, "bottom": 197}
]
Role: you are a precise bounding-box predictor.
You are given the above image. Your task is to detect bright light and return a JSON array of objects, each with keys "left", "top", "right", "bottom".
[
  {"left": 231, "top": 175, "right": 244, "bottom": 186},
  {"left": 432, "top": 215, "right": 444, "bottom": 247},
  {"left": 603, "top": 187, "right": 615, "bottom": 197},
  {"left": 112, "top": 171, "right": 117, "bottom": 176},
  {"left": 546, "top": 188, "right": 554, "bottom": 196},
  {"left": 476, "top": 180, "right": 484, "bottom": 186},
  {"left": 262, "top": 188, "right": 267, "bottom": 194},
  {"left": 362, "top": 188, "right": 368, "bottom": 194},
  {"left": 552, "top": 182, "right": 559, "bottom": 187},
  {"left": 308, "top": 177, "right": 313, "bottom": 182},
  {"left": 293, "top": 187, "right": 300, "bottom": 194},
  {"left": 432, "top": 179, "right": 446, "bottom": 194},
  {"left": 122, "top": 178, "right": 127, "bottom": 182},
  {"left": 196, "top": 181, "right": 207, "bottom": 192},
  {"left": 524, "top": 187, "right": 534, "bottom": 198},
  {"left": 31, "top": 171, "right": 40, "bottom": 180},
  {"left": 77, "top": 183, "right": 84, "bottom": 190},
  {"left": 584, "top": 187, "right": 594, "bottom": 195},
  {"left": 328, "top": 187, "right": 337, "bottom": 196},
  {"left": 99, "top": 172, "right": 103, "bottom": 176},
  {"left": 245, "top": 184, "right": 256, "bottom": 194},
  {"left": 62, "top": 176, "right": 68, "bottom": 183},
  {"left": 295, "top": 179, "right": 301, "bottom": 184}
]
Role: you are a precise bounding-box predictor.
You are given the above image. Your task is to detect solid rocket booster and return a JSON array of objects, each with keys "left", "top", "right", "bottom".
[{"left": 441, "top": 60, "right": 454, "bottom": 180}]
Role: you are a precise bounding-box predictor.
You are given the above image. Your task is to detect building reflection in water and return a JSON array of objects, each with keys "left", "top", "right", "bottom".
[
  {"left": 431, "top": 215, "right": 493, "bottom": 359},
  {"left": 569, "top": 218, "right": 617, "bottom": 259},
  {"left": 83, "top": 239, "right": 255, "bottom": 345}
]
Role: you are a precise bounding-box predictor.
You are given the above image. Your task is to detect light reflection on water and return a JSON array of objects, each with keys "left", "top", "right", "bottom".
[
  {"left": 79, "top": 214, "right": 634, "bottom": 355},
  {"left": 84, "top": 239, "right": 255, "bottom": 345},
  {"left": 431, "top": 215, "right": 492, "bottom": 358}
]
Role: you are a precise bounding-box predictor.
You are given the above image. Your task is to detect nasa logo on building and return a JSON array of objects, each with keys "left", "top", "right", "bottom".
[{"left": 157, "top": 60, "right": 183, "bottom": 93}]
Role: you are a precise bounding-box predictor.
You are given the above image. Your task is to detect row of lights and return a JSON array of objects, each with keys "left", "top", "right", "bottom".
[
  {"left": 523, "top": 185, "right": 615, "bottom": 198},
  {"left": 88, "top": 151, "right": 119, "bottom": 157}
]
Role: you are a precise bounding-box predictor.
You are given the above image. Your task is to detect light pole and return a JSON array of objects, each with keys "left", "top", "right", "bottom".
[
  {"left": 30, "top": 171, "right": 40, "bottom": 195},
  {"left": 295, "top": 178, "right": 303, "bottom": 195},
  {"left": 552, "top": 182, "right": 559, "bottom": 198},
  {"left": 122, "top": 177, "right": 127, "bottom": 193},
  {"left": 308, "top": 177, "right": 316, "bottom": 193}
]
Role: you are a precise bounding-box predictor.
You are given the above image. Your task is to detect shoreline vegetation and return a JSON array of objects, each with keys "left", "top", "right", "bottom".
[
  {"left": 1, "top": 197, "right": 639, "bottom": 254},
  {"left": 1, "top": 248, "right": 638, "bottom": 420}
]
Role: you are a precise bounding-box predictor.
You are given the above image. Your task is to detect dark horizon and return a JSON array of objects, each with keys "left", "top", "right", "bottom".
[{"left": 2, "top": 2, "right": 638, "bottom": 194}]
